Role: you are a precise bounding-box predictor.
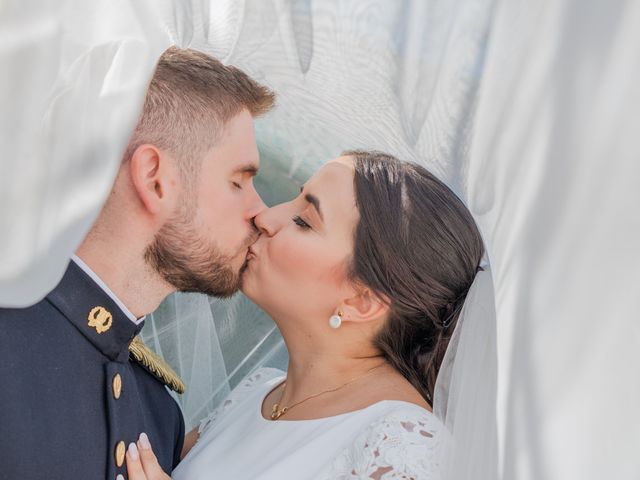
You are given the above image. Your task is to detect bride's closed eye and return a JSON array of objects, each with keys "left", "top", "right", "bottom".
[{"left": 292, "top": 215, "right": 311, "bottom": 229}]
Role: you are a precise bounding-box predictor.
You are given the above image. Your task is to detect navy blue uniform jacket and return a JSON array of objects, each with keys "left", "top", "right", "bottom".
[{"left": 0, "top": 262, "right": 185, "bottom": 479}]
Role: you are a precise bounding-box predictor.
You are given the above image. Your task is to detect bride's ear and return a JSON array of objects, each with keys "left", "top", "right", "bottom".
[{"left": 340, "top": 286, "right": 390, "bottom": 325}]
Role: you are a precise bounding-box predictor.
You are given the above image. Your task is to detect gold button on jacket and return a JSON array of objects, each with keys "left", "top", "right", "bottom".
[
  {"left": 115, "top": 441, "right": 126, "bottom": 467},
  {"left": 112, "top": 373, "right": 122, "bottom": 400}
]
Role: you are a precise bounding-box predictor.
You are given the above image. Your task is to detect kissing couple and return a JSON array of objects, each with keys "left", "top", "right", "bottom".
[{"left": 0, "top": 47, "right": 484, "bottom": 479}]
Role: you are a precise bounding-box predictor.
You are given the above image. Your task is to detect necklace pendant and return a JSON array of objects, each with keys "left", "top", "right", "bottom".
[
  {"left": 271, "top": 403, "right": 281, "bottom": 420},
  {"left": 270, "top": 404, "right": 287, "bottom": 420}
]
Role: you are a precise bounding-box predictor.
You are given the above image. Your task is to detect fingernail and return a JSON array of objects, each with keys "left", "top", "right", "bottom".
[
  {"left": 128, "top": 442, "right": 139, "bottom": 460},
  {"left": 139, "top": 432, "right": 151, "bottom": 450},
  {"left": 116, "top": 475, "right": 125, "bottom": 480}
]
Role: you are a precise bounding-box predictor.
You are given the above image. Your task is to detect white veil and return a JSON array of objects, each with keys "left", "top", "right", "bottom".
[
  {"left": 434, "top": 266, "right": 499, "bottom": 479},
  {"left": 141, "top": 293, "right": 288, "bottom": 429}
]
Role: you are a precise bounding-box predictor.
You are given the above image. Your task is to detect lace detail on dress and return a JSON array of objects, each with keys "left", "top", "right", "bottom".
[
  {"left": 197, "top": 367, "right": 284, "bottom": 437},
  {"left": 324, "top": 406, "right": 440, "bottom": 480}
]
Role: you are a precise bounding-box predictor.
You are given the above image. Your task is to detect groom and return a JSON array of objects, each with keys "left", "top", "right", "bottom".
[{"left": 0, "top": 47, "right": 275, "bottom": 479}]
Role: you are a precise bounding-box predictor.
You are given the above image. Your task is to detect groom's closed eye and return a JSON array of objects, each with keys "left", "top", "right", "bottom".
[
  {"left": 230, "top": 163, "right": 259, "bottom": 190},
  {"left": 233, "top": 163, "right": 259, "bottom": 177}
]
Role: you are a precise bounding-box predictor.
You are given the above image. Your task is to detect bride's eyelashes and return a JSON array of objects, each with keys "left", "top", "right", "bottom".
[{"left": 292, "top": 215, "right": 312, "bottom": 229}]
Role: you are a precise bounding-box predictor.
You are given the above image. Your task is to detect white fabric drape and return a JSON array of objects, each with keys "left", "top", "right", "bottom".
[
  {"left": 2, "top": 1, "right": 639, "bottom": 478},
  {"left": 0, "top": 0, "right": 171, "bottom": 306},
  {"left": 468, "top": 1, "right": 640, "bottom": 477}
]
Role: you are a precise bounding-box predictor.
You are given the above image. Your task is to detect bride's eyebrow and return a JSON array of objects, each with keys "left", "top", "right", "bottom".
[{"left": 299, "top": 186, "right": 323, "bottom": 221}]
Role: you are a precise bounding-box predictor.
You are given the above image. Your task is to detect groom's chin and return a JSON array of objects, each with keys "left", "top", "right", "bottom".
[{"left": 170, "top": 263, "right": 242, "bottom": 298}]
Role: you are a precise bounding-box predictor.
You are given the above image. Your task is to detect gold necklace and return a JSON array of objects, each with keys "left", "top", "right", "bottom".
[{"left": 270, "top": 363, "right": 386, "bottom": 421}]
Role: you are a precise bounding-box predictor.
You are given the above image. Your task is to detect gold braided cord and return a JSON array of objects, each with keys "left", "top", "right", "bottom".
[{"left": 128, "top": 336, "right": 186, "bottom": 394}]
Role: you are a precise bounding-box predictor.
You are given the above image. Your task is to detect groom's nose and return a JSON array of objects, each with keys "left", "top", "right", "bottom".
[{"left": 245, "top": 188, "right": 267, "bottom": 220}]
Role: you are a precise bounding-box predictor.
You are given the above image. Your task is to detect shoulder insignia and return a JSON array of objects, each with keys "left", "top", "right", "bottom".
[{"left": 129, "top": 336, "right": 186, "bottom": 394}]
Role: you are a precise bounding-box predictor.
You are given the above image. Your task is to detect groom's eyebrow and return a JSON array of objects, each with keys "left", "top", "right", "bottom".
[
  {"left": 234, "top": 163, "right": 259, "bottom": 176},
  {"left": 300, "top": 187, "right": 323, "bottom": 221}
]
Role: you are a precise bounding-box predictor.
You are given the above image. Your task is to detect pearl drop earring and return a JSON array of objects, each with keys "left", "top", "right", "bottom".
[{"left": 329, "top": 311, "right": 343, "bottom": 329}]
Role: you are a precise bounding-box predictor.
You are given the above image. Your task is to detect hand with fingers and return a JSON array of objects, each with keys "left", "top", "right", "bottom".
[{"left": 119, "top": 433, "right": 172, "bottom": 480}]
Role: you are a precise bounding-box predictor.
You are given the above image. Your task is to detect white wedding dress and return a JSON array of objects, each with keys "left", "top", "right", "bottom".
[{"left": 172, "top": 368, "right": 442, "bottom": 479}]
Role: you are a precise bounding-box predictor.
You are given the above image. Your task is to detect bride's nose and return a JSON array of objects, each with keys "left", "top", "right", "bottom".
[{"left": 254, "top": 204, "right": 285, "bottom": 237}]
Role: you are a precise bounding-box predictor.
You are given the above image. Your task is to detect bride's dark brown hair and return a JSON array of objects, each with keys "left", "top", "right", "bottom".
[{"left": 345, "top": 150, "right": 484, "bottom": 404}]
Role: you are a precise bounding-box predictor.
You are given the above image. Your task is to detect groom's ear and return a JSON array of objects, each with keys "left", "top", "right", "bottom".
[
  {"left": 341, "top": 285, "right": 390, "bottom": 325},
  {"left": 128, "top": 144, "right": 180, "bottom": 220}
]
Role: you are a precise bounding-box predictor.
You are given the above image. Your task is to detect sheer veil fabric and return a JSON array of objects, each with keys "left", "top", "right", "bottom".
[
  {"left": 2, "top": 1, "right": 640, "bottom": 479},
  {"left": 433, "top": 267, "right": 499, "bottom": 479}
]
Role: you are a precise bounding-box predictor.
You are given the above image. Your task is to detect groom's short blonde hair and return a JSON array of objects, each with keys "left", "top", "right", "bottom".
[{"left": 123, "top": 46, "right": 275, "bottom": 185}]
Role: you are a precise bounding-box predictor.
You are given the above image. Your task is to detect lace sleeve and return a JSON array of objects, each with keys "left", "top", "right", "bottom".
[
  {"left": 326, "top": 406, "right": 441, "bottom": 480},
  {"left": 197, "top": 367, "right": 284, "bottom": 438}
]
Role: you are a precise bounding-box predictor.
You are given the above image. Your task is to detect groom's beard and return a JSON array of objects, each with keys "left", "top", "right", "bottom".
[{"left": 144, "top": 210, "right": 251, "bottom": 298}]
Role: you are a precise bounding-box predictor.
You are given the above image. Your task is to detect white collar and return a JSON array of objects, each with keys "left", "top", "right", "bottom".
[{"left": 71, "top": 255, "right": 145, "bottom": 325}]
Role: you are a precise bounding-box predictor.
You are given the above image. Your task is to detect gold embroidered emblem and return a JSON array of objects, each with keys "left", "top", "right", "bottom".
[
  {"left": 129, "top": 336, "right": 186, "bottom": 394},
  {"left": 88, "top": 306, "right": 113, "bottom": 334}
]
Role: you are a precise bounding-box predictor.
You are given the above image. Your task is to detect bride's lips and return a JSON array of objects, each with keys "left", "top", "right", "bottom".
[{"left": 247, "top": 245, "right": 257, "bottom": 260}]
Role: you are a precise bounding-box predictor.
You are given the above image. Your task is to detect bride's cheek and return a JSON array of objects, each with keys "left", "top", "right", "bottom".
[{"left": 273, "top": 237, "right": 313, "bottom": 275}]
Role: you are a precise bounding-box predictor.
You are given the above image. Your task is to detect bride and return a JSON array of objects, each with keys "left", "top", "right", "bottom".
[{"left": 123, "top": 150, "right": 485, "bottom": 479}]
